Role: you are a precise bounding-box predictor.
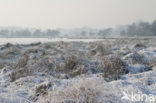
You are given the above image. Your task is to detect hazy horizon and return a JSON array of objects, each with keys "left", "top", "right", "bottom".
[{"left": 0, "top": 0, "right": 156, "bottom": 29}]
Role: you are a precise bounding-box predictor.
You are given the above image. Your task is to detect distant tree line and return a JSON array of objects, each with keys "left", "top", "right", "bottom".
[
  {"left": 0, "top": 29, "right": 60, "bottom": 38},
  {"left": 116, "top": 20, "right": 156, "bottom": 36},
  {"left": 0, "top": 20, "right": 156, "bottom": 38},
  {"left": 97, "top": 20, "right": 156, "bottom": 37}
]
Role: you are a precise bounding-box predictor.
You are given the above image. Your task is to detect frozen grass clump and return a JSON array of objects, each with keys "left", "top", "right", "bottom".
[
  {"left": 0, "top": 43, "right": 14, "bottom": 50},
  {"left": 116, "top": 46, "right": 131, "bottom": 57},
  {"left": 24, "top": 48, "right": 39, "bottom": 54},
  {"left": 33, "top": 82, "right": 52, "bottom": 101},
  {"left": 9, "top": 67, "right": 29, "bottom": 82},
  {"left": 151, "top": 59, "right": 156, "bottom": 67},
  {"left": 63, "top": 55, "right": 78, "bottom": 71},
  {"left": 37, "top": 55, "right": 87, "bottom": 78},
  {"left": 38, "top": 79, "right": 103, "bottom": 103},
  {"left": 29, "top": 42, "right": 41, "bottom": 47},
  {"left": 43, "top": 43, "right": 53, "bottom": 49},
  {"left": 0, "top": 62, "right": 5, "bottom": 69},
  {"left": 38, "top": 56, "right": 55, "bottom": 72},
  {"left": 133, "top": 43, "right": 147, "bottom": 49},
  {"left": 90, "top": 43, "right": 112, "bottom": 56},
  {"left": 100, "top": 56, "right": 128, "bottom": 81},
  {"left": 9, "top": 54, "right": 29, "bottom": 82},
  {"left": 123, "top": 51, "right": 150, "bottom": 65},
  {"left": 0, "top": 46, "right": 20, "bottom": 59},
  {"left": 15, "top": 54, "right": 29, "bottom": 69},
  {"left": 128, "top": 64, "right": 152, "bottom": 74},
  {"left": 59, "top": 55, "right": 87, "bottom": 77}
]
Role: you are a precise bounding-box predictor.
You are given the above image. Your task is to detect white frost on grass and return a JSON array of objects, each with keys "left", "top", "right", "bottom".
[{"left": 0, "top": 38, "right": 155, "bottom": 103}]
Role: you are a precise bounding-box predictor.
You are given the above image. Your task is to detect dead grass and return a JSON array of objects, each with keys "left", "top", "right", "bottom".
[
  {"left": 63, "top": 55, "right": 78, "bottom": 71},
  {"left": 0, "top": 46, "right": 20, "bottom": 59},
  {"left": 38, "top": 56, "right": 55, "bottom": 71},
  {"left": 34, "top": 82, "right": 52, "bottom": 97},
  {"left": 9, "top": 67, "right": 29, "bottom": 82},
  {"left": 9, "top": 54, "right": 29, "bottom": 82},
  {"left": 151, "top": 59, "right": 156, "bottom": 67},
  {"left": 38, "top": 79, "right": 103, "bottom": 103},
  {"left": 133, "top": 43, "right": 147, "bottom": 49},
  {"left": 24, "top": 48, "right": 39, "bottom": 54},
  {"left": 15, "top": 54, "right": 29, "bottom": 69},
  {"left": 58, "top": 55, "right": 87, "bottom": 77},
  {"left": 43, "top": 43, "right": 52, "bottom": 49},
  {"left": 100, "top": 56, "right": 128, "bottom": 81},
  {"left": 0, "top": 62, "right": 5, "bottom": 69},
  {"left": 37, "top": 55, "right": 87, "bottom": 78},
  {"left": 90, "top": 43, "right": 112, "bottom": 56},
  {"left": 1, "top": 43, "right": 14, "bottom": 50},
  {"left": 124, "top": 51, "right": 150, "bottom": 65}
]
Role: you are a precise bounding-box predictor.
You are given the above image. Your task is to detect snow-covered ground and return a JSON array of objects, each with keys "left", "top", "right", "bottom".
[
  {"left": 0, "top": 38, "right": 106, "bottom": 45},
  {"left": 0, "top": 38, "right": 155, "bottom": 103}
]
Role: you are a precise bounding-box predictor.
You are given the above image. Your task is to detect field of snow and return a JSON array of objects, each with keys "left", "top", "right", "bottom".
[
  {"left": 0, "top": 38, "right": 106, "bottom": 45},
  {"left": 0, "top": 38, "right": 156, "bottom": 103}
]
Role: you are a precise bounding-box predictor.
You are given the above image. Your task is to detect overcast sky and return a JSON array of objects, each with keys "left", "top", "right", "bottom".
[{"left": 0, "top": 0, "right": 156, "bottom": 29}]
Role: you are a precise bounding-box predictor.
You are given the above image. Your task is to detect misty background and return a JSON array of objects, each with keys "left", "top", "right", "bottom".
[
  {"left": 0, "top": 0, "right": 156, "bottom": 38},
  {"left": 0, "top": 20, "right": 156, "bottom": 38}
]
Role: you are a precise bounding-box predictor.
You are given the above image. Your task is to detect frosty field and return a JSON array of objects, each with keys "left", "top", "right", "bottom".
[{"left": 0, "top": 38, "right": 156, "bottom": 103}]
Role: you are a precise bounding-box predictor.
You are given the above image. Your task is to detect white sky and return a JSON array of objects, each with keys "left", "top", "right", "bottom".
[{"left": 0, "top": 0, "right": 156, "bottom": 29}]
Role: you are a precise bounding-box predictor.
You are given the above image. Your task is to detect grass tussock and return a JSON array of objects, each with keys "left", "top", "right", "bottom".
[
  {"left": 0, "top": 62, "right": 5, "bottom": 69},
  {"left": 9, "top": 67, "right": 29, "bottom": 82},
  {"left": 1, "top": 43, "right": 14, "bottom": 50},
  {"left": 38, "top": 56, "right": 55, "bottom": 71},
  {"left": 100, "top": 56, "right": 128, "bottom": 81},
  {"left": 15, "top": 54, "right": 29, "bottom": 69},
  {"left": 63, "top": 55, "right": 79, "bottom": 71},
  {"left": 24, "top": 48, "right": 39, "bottom": 54},
  {"left": 37, "top": 55, "right": 87, "bottom": 78},
  {"left": 133, "top": 43, "right": 147, "bottom": 49},
  {"left": 124, "top": 51, "right": 150, "bottom": 65},
  {"left": 34, "top": 82, "right": 52, "bottom": 97},
  {"left": 43, "top": 43, "right": 52, "bottom": 49},
  {"left": 9, "top": 54, "right": 29, "bottom": 82},
  {"left": 59, "top": 55, "right": 87, "bottom": 77},
  {"left": 38, "top": 79, "right": 103, "bottom": 103},
  {"left": 0, "top": 46, "right": 20, "bottom": 59},
  {"left": 90, "top": 43, "right": 112, "bottom": 56}
]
